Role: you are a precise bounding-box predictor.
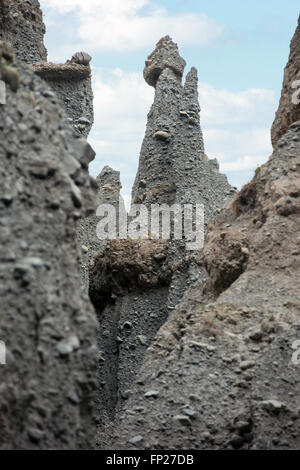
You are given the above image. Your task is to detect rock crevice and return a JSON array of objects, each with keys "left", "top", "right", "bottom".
[{"left": 91, "top": 36, "right": 234, "bottom": 448}]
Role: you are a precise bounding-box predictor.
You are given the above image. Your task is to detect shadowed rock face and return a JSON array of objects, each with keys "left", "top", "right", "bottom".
[
  {"left": 0, "top": 42, "right": 98, "bottom": 449},
  {"left": 271, "top": 15, "right": 300, "bottom": 147},
  {"left": 0, "top": 0, "right": 47, "bottom": 64},
  {"left": 92, "top": 240, "right": 172, "bottom": 449},
  {"left": 77, "top": 166, "right": 125, "bottom": 290},
  {"left": 89, "top": 239, "right": 172, "bottom": 313}
]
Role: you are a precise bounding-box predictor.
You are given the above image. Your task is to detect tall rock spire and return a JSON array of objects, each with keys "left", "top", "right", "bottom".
[
  {"left": 90, "top": 39, "right": 235, "bottom": 448},
  {"left": 132, "top": 36, "right": 232, "bottom": 222},
  {"left": 132, "top": 36, "right": 202, "bottom": 206}
]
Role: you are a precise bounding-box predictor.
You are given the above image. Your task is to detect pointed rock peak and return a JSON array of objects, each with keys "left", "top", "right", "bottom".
[
  {"left": 184, "top": 67, "right": 198, "bottom": 90},
  {"left": 143, "top": 35, "right": 186, "bottom": 87},
  {"left": 186, "top": 66, "right": 198, "bottom": 80},
  {"left": 96, "top": 166, "right": 120, "bottom": 186}
]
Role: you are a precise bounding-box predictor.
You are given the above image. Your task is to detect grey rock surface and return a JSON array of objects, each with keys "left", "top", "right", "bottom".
[
  {"left": 92, "top": 37, "right": 234, "bottom": 448},
  {"left": 0, "top": 1, "right": 93, "bottom": 139},
  {"left": 91, "top": 24, "right": 300, "bottom": 451},
  {"left": 0, "top": 0, "right": 47, "bottom": 64},
  {"left": 144, "top": 36, "right": 186, "bottom": 88},
  {"left": 77, "top": 166, "right": 124, "bottom": 290},
  {"left": 89, "top": 237, "right": 173, "bottom": 447},
  {"left": 70, "top": 51, "right": 92, "bottom": 66},
  {"left": 0, "top": 43, "right": 98, "bottom": 449},
  {"left": 96, "top": 288, "right": 170, "bottom": 448},
  {"left": 132, "top": 40, "right": 233, "bottom": 214},
  {"left": 1, "top": 0, "right": 298, "bottom": 452},
  {"left": 34, "top": 60, "right": 94, "bottom": 137},
  {"left": 111, "top": 121, "right": 300, "bottom": 450}
]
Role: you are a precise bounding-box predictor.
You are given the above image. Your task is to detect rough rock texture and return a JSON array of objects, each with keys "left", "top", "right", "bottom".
[
  {"left": 92, "top": 37, "right": 234, "bottom": 448},
  {"left": 131, "top": 39, "right": 234, "bottom": 310},
  {"left": 0, "top": 0, "right": 47, "bottom": 64},
  {"left": 34, "top": 60, "right": 94, "bottom": 137},
  {"left": 271, "top": 15, "right": 300, "bottom": 147},
  {"left": 0, "top": 0, "right": 93, "bottom": 138},
  {"left": 144, "top": 36, "right": 186, "bottom": 88},
  {"left": 77, "top": 166, "right": 124, "bottom": 290},
  {"left": 90, "top": 239, "right": 172, "bottom": 313},
  {"left": 91, "top": 239, "right": 172, "bottom": 448},
  {"left": 70, "top": 52, "right": 92, "bottom": 66},
  {"left": 112, "top": 121, "right": 300, "bottom": 450},
  {"left": 0, "top": 43, "right": 98, "bottom": 449},
  {"left": 133, "top": 42, "right": 233, "bottom": 212}
]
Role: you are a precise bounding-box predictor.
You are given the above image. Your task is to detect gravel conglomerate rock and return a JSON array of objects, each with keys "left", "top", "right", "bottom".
[
  {"left": 143, "top": 35, "right": 186, "bottom": 88},
  {"left": 0, "top": 0, "right": 47, "bottom": 64},
  {"left": 77, "top": 166, "right": 125, "bottom": 290},
  {"left": 111, "top": 121, "right": 300, "bottom": 450},
  {"left": 93, "top": 37, "right": 234, "bottom": 448},
  {"left": 34, "top": 60, "right": 94, "bottom": 137},
  {"left": 0, "top": 42, "right": 98, "bottom": 449}
]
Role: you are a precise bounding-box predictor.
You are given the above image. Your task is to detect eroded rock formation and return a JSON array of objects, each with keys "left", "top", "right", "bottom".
[
  {"left": 132, "top": 37, "right": 233, "bottom": 210},
  {"left": 109, "top": 23, "right": 300, "bottom": 449},
  {"left": 1, "top": 0, "right": 299, "bottom": 452},
  {"left": 34, "top": 59, "right": 94, "bottom": 137},
  {"left": 91, "top": 36, "right": 235, "bottom": 448},
  {"left": 112, "top": 120, "right": 300, "bottom": 449},
  {"left": 0, "top": 41, "right": 98, "bottom": 449},
  {"left": 144, "top": 35, "right": 186, "bottom": 88},
  {"left": 0, "top": 0, "right": 47, "bottom": 64},
  {"left": 0, "top": 0, "right": 93, "bottom": 138},
  {"left": 77, "top": 166, "right": 125, "bottom": 290}
]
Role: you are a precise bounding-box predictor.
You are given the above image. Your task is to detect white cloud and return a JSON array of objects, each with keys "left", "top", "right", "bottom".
[
  {"left": 199, "top": 83, "right": 275, "bottom": 126},
  {"left": 220, "top": 154, "right": 269, "bottom": 172},
  {"left": 88, "top": 68, "right": 154, "bottom": 200},
  {"left": 203, "top": 126, "right": 273, "bottom": 172},
  {"left": 91, "top": 67, "right": 153, "bottom": 137},
  {"left": 40, "top": 0, "right": 225, "bottom": 52},
  {"left": 199, "top": 83, "right": 276, "bottom": 177}
]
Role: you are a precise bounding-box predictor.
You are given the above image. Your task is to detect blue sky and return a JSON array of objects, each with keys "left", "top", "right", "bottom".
[{"left": 39, "top": 0, "right": 299, "bottom": 204}]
